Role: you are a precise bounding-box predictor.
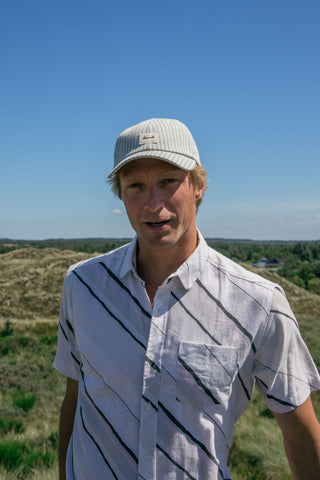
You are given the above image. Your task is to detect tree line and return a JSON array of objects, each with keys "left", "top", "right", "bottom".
[
  {"left": 1, "top": 238, "right": 320, "bottom": 295},
  {"left": 208, "top": 240, "right": 320, "bottom": 295}
]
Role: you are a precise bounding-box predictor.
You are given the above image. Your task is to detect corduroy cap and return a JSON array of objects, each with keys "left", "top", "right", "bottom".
[{"left": 108, "top": 118, "right": 200, "bottom": 177}]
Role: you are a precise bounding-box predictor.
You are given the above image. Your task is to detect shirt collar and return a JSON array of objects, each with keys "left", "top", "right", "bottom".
[
  {"left": 118, "top": 231, "right": 209, "bottom": 289},
  {"left": 172, "top": 230, "right": 209, "bottom": 289},
  {"left": 119, "top": 235, "right": 139, "bottom": 279}
]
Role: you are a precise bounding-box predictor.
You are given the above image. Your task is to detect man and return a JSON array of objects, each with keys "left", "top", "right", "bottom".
[{"left": 54, "top": 118, "right": 320, "bottom": 479}]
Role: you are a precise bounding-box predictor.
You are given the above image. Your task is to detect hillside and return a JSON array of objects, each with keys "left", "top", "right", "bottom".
[
  {"left": 247, "top": 264, "right": 320, "bottom": 318},
  {"left": 1, "top": 246, "right": 319, "bottom": 321},
  {"left": 0, "top": 248, "right": 92, "bottom": 325},
  {"left": 1, "top": 246, "right": 319, "bottom": 362}
]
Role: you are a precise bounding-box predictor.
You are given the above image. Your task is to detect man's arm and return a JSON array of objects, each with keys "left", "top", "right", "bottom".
[
  {"left": 273, "top": 395, "right": 320, "bottom": 479},
  {"left": 59, "top": 376, "right": 79, "bottom": 480}
]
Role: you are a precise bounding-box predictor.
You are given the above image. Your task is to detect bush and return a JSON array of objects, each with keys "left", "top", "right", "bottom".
[
  {"left": 0, "top": 417, "right": 24, "bottom": 434},
  {"left": 0, "top": 337, "right": 10, "bottom": 355},
  {"left": 12, "top": 390, "right": 36, "bottom": 413},
  {"left": 0, "top": 320, "right": 14, "bottom": 337},
  {"left": 0, "top": 439, "right": 29, "bottom": 469},
  {"left": 308, "top": 278, "right": 320, "bottom": 295},
  {"left": 0, "top": 439, "right": 56, "bottom": 478},
  {"left": 0, "top": 333, "right": 37, "bottom": 356},
  {"left": 39, "top": 334, "right": 58, "bottom": 346}
]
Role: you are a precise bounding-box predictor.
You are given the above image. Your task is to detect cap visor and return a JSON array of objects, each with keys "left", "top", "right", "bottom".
[{"left": 108, "top": 151, "right": 198, "bottom": 178}]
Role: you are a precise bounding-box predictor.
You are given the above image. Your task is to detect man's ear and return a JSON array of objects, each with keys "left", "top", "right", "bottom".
[{"left": 194, "top": 183, "right": 205, "bottom": 201}]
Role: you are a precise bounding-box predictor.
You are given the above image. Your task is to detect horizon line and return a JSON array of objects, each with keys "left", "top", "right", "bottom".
[{"left": 1, "top": 237, "right": 320, "bottom": 244}]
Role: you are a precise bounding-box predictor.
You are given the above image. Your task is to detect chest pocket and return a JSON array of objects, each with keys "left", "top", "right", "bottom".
[{"left": 177, "top": 342, "right": 238, "bottom": 410}]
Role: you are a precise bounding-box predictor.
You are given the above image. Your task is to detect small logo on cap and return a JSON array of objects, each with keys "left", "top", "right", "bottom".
[{"left": 139, "top": 133, "right": 159, "bottom": 145}]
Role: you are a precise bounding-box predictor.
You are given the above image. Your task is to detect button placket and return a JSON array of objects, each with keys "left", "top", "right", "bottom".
[{"left": 137, "top": 291, "right": 169, "bottom": 479}]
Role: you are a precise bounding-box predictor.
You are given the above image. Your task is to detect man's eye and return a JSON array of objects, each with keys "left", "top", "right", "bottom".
[
  {"left": 128, "top": 182, "right": 143, "bottom": 189},
  {"left": 162, "top": 178, "right": 177, "bottom": 185}
]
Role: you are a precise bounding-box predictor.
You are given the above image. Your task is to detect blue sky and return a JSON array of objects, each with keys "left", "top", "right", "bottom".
[{"left": 1, "top": 0, "right": 319, "bottom": 240}]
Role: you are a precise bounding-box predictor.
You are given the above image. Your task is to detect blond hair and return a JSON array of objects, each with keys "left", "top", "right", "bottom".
[{"left": 107, "top": 164, "right": 208, "bottom": 211}]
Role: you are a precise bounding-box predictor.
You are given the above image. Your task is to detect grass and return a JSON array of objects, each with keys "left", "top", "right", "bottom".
[
  {"left": 0, "top": 247, "right": 89, "bottom": 321},
  {"left": 12, "top": 390, "right": 36, "bottom": 413},
  {"left": 0, "top": 247, "right": 319, "bottom": 479},
  {"left": 0, "top": 438, "right": 55, "bottom": 471},
  {"left": 0, "top": 317, "right": 65, "bottom": 478},
  {"left": 229, "top": 389, "right": 293, "bottom": 480},
  {"left": 0, "top": 418, "right": 24, "bottom": 435}
]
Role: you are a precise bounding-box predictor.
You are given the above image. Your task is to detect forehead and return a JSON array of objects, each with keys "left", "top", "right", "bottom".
[{"left": 119, "top": 158, "right": 185, "bottom": 178}]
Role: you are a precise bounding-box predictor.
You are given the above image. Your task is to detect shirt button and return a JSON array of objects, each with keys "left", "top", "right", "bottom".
[{"left": 146, "top": 402, "right": 151, "bottom": 410}]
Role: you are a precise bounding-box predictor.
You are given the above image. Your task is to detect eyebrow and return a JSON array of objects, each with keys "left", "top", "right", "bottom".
[{"left": 121, "top": 164, "right": 183, "bottom": 179}]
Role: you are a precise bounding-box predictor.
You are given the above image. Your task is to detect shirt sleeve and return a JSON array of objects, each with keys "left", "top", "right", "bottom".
[
  {"left": 253, "top": 286, "right": 320, "bottom": 414},
  {"left": 53, "top": 269, "right": 81, "bottom": 381}
]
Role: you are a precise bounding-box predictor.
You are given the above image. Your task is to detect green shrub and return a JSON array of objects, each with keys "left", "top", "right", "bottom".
[
  {"left": 0, "top": 417, "right": 24, "bottom": 434},
  {"left": 0, "top": 337, "right": 10, "bottom": 355},
  {"left": 0, "top": 439, "right": 56, "bottom": 478},
  {"left": 0, "top": 320, "right": 14, "bottom": 337},
  {"left": 0, "top": 334, "right": 36, "bottom": 355},
  {"left": 308, "top": 277, "right": 320, "bottom": 295},
  {"left": 0, "top": 439, "right": 29, "bottom": 469},
  {"left": 259, "top": 407, "right": 273, "bottom": 419},
  {"left": 12, "top": 335, "right": 35, "bottom": 348},
  {"left": 39, "top": 334, "right": 57, "bottom": 346},
  {"left": 12, "top": 390, "right": 36, "bottom": 413}
]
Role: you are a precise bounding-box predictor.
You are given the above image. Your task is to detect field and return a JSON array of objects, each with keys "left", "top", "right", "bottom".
[{"left": 0, "top": 244, "right": 319, "bottom": 479}]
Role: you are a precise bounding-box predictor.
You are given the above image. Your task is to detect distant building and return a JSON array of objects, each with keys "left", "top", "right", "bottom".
[{"left": 252, "top": 257, "right": 285, "bottom": 268}]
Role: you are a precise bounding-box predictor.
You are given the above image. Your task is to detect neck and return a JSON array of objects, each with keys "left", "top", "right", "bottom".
[{"left": 136, "top": 230, "right": 199, "bottom": 300}]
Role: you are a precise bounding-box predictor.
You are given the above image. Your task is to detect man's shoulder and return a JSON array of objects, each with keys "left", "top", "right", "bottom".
[
  {"left": 205, "top": 244, "right": 279, "bottom": 292},
  {"left": 66, "top": 242, "right": 132, "bottom": 276}
]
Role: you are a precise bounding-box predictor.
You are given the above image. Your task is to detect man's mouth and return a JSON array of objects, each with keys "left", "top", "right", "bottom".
[{"left": 145, "top": 220, "right": 170, "bottom": 227}]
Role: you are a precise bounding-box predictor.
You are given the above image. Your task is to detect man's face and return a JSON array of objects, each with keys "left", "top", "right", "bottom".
[{"left": 119, "top": 158, "right": 203, "bottom": 252}]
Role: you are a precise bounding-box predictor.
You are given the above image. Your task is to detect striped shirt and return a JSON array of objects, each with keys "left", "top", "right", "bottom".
[{"left": 53, "top": 232, "right": 320, "bottom": 480}]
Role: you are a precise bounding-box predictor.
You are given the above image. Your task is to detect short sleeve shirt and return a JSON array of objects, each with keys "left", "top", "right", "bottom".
[{"left": 53, "top": 232, "right": 320, "bottom": 480}]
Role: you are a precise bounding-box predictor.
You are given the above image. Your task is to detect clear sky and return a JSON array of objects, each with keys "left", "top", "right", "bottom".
[{"left": 1, "top": 0, "right": 319, "bottom": 241}]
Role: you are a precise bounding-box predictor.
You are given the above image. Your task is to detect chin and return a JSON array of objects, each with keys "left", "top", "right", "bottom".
[{"left": 142, "top": 233, "right": 179, "bottom": 249}]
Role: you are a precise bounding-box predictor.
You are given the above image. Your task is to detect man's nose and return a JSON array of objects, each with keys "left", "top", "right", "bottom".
[{"left": 144, "top": 187, "right": 165, "bottom": 211}]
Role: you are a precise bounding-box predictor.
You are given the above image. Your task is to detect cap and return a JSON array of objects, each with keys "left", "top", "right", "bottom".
[{"left": 108, "top": 118, "right": 200, "bottom": 177}]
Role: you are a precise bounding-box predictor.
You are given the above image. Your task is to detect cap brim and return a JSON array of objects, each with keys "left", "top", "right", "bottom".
[{"left": 108, "top": 151, "right": 198, "bottom": 178}]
